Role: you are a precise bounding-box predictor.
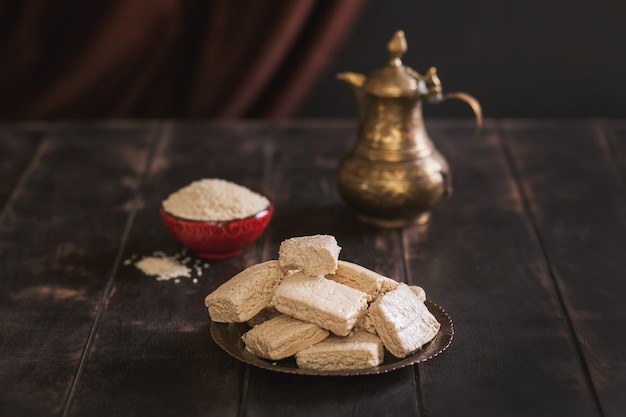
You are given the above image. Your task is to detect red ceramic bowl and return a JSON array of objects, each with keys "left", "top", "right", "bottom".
[{"left": 160, "top": 203, "right": 273, "bottom": 259}]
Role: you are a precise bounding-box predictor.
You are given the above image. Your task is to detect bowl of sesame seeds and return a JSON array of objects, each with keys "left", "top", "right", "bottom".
[{"left": 160, "top": 179, "right": 273, "bottom": 259}]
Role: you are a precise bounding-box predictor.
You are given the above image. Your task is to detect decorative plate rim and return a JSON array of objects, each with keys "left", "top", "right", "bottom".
[{"left": 209, "top": 300, "right": 454, "bottom": 376}]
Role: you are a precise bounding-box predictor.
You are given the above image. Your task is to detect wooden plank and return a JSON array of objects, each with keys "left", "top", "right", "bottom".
[
  {"left": 6, "top": 119, "right": 620, "bottom": 416},
  {"left": 243, "top": 122, "right": 420, "bottom": 417},
  {"left": 0, "top": 123, "right": 155, "bottom": 416},
  {"left": 402, "top": 120, "right": 599, "bottom": 416},
  {"left": 246, "top": 368, "right": 419, "bottom": 417},
  {"left": 67, "top": 122, "right": 279, "bottom": 416},
  {"left": 504, "top": 119, "right": 626, "bottom": 417}
]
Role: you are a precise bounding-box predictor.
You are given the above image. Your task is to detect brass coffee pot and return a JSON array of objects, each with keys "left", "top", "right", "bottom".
[{"left": 337, "top": 30, "right": 482, "bottom": 228}]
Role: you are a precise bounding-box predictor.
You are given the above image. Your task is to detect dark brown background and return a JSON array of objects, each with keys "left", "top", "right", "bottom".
[
  {"left": 302, "top": 0, "right": 626, "bottom": 119},
  {"left": 1, "top": 0, "right": 625, "bottom": 120}
]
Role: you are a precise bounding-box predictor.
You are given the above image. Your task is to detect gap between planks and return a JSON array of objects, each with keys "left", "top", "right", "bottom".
[
  {"left": 400, "top": 230, "right": 426, "bottom": 417},
  {"left": 597, "top": 119, "right": 626, "bottom": 189},
  {"left": 238, "top": 128, "right": 276, "bottom": 416},
  {"left": 60, "top": 121, "right": 167, "bottom": 417},
  {"left": 0, "top": 136, "right": 48, "bottom": 226}
]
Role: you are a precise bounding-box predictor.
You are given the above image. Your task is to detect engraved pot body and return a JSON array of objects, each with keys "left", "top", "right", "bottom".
[
  {"left": 337, "top": 30, "right": 481, "bottom": 228},
  {"left": 338, "top": 96, "right": 450, "bottom": 228}
]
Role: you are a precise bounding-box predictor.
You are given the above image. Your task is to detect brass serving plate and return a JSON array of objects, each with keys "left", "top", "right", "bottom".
[{"left": 210, "top": 300, "right": 453, "bottom": 376}]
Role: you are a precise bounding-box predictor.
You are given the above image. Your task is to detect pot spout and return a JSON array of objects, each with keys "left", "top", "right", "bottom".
[{"left": 337, "top": 72, "right": 367, "bottom": 121}]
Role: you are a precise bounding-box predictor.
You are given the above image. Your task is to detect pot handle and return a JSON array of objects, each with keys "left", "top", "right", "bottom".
[
  {"left": 443, "top": 92, "right": 483, "bottom": 134},
  {"left": 417, "top": 67, "right": 483, "bottom": 135}
]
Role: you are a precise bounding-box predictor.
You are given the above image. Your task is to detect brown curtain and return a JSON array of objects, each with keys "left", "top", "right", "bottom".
[{"left": 0, "top": 0, "right": 365, "bottom": 120}]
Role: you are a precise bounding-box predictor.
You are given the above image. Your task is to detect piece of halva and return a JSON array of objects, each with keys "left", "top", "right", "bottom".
[
  {"left": 369, "top": 283, "right": 440, "bottom": 358},
  {"left": 272, "top": 272, "right": 368, "bottom": 336}
]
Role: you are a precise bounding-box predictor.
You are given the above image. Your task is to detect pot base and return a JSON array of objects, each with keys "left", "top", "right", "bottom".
[{"left": 356, "top": 211, "right": 430, "bottom": 229}]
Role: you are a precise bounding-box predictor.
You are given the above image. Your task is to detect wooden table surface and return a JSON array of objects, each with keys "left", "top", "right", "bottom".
[{"left": 1, "top": 119, "right": 625, "bottom": 417}]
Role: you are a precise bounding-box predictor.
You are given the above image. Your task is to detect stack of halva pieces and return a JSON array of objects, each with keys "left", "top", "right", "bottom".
[{"left": 204, "top": 235, "right": 441, "bottom": 371}]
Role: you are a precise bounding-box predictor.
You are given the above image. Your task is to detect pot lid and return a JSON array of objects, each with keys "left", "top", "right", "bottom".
[{"left": 364, "top": 31, "right": 421, "bottom": 98}]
